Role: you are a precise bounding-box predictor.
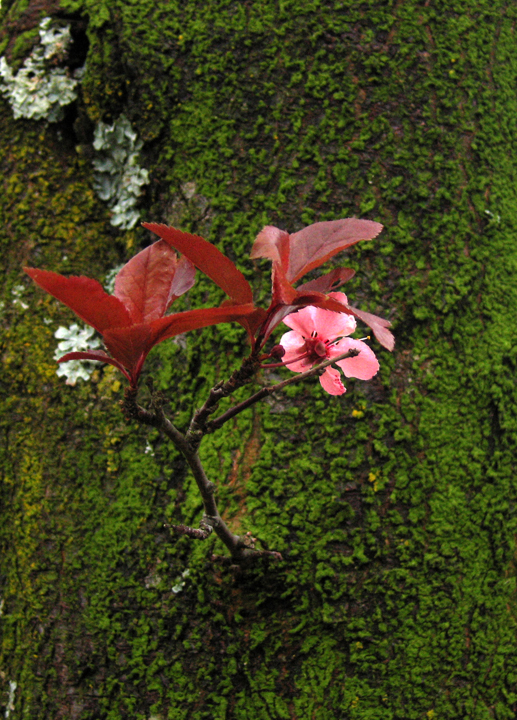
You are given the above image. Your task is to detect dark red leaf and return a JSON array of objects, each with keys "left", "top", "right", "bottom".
[
  {"left": 346, "top": 304, "right": 395, "bottom": 351},
  {"left": 219, "top": 300, "right": 268, "bottom": 344},
  {"left": 250, "top": 225, "right": 290, "bottom": 267},
  {"left": 58, "top": 351, "right": 132, "bottom": 382},
  {"left": 147, "top": 303, "right": 257, "bottom": 347},
  {"left": 99, "top": 304, "right": 255, "bottom": 385},
  {"left": 114, "top": 240, "right": 196, "bottom": 323},
  {"left": 287, "top": 219, "right": 383, "bottom": 282},
  {"left": 296, "top": 267, "right": 356, "bottom": 294},
  {"left": 143, "top": 223, "right": 253, "bottom": 305},
  {"left": 167, "top": 256, "right": 198, "bottom": 306},
  {"left": 24, "top": 268, "right": 131, "bottom": 333},
  {"left": 27, "top": 238, "right": 258, "bottom": 386},
  {"left": 103, "top": 324, "right": 152, "bottom": 376}
]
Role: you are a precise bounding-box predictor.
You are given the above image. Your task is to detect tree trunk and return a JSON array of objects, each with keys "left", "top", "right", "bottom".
[{"left": 2, "top": 1, "right": 517, "bottom": 718}]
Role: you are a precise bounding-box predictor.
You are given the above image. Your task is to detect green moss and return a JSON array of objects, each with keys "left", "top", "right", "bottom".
[{"left": 2, "top": 0, "right": 517, "bottom": 717}]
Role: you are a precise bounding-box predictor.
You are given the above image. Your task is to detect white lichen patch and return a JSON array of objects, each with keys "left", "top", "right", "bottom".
[
  {"left": 11, "top": 285, "right": 28, "bottom": 310},
  {"left": 4, "top": 680, "right": 17, "bottom": 720},
  {"left": 92, "top": 115, "right": 149, "bottom": 229},
  {"left": 171, "top": 569, "right": 190, "bottom": 594},
  {"left": 54, "top": 324, "right": 102, "bottom": 386},
  {"left": 144, "top": 572, "right": 162, "bottom": 589},
  {"left": 0, "top": 17, "right": 82, "bottom": 122},
  {"left": 103, "top": 264, "right": 124, "bottom": 294}
]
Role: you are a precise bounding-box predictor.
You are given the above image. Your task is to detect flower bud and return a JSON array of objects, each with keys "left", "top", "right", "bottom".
[{"left": 269, "top": 344, "right": 286, "bottom": 359}]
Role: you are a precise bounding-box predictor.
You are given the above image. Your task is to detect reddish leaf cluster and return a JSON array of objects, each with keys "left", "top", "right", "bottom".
[
  {"left": 25, "top": 219, "right": 393, "bottom": 387},
  {"left": 248, "top": 219, "right": 394, "bottom": 350},
  {"left": 25, "top": 239, "right": 253, "bottom": 386}
]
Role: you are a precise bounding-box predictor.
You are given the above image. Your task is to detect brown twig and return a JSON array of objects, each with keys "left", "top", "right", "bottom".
[
  {"left": 186, "top": 355, "right": 259, "bottom": 446},
  {"left": 206, "top": 348, "right": 359, "bottom": 432},
  {"left": 166, "top": 521, "right": 214, "bottom": 539},
  {"left": 121, "top": 348, "right": 358, "bottom": 563},
  {"left": 121, "top": 385, "right": 277, "bottom": 563}
]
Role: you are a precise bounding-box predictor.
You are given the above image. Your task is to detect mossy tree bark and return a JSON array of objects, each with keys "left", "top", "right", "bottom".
[{"left": 1, "top": 1, "right": 517, "bottom": 718}]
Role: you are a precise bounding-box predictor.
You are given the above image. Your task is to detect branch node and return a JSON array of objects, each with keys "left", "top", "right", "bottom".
[
  {"left": 165, "top": 520, "right": 214, "bottom": 540},
  {"left": 203, "top": 514, "right": 220, "bottom": 528}
]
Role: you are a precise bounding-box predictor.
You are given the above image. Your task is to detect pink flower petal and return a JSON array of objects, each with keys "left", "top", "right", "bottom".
[
  {"left": 331, "top": 338, "right": 379, "bottom": 380},
  {"left": 327, "top": 292, "right": 348, "bottom": 304},
  {"left": 283, "top": 298, "right": 356, "bottom": 341},
  {"left": 279, "top": 330, "right": 312, "bottom": 372},
  {"left": 320, "top": 366, "right": 346, "bottom": 395},
  {"left": 282, "top": 306, "right": 318, "bottom": 337},
  {"left": 309, "top": 307, "right": 356, "bottom": 340}
]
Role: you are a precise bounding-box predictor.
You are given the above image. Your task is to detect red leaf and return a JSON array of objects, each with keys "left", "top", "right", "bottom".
[
  {"left": 27, "top": 237, "right": 257, "bottom": 386},
  {"left": 168, "top": 256, "right": 198, "bottom": 305},
  {"left": 250, "top": 225, "right": 290, "bottom": 267},
  {"left": 255, "top": 290, "right": 332, "bottom": 345},
  {"left": 249, "top": 219, "right": 391, "bottom": 351},
  {"left": 346, "top": 304, "right": 395, "bottom": 351},
  {"left": 219, "top": 300, "right": 268, "bottom": 344},
  {"left": 296, "top": 267, "right": 356, "bottom": 294},
  {"left": 58, "top": 350, "right": 132, "bottom": 381},
  {"left": 287, "top": 219, "right": 383, "bottom": 282},
  {"left": 310, "top": 294, "right": 395, "bottom": 350},
  {"left": 271, "top": 264, "right": 298, "bottom": 305},
  {"left": 114, "top": 240, "right": 195, "bottom": 323},
  {"left": 143, "top": 223, "right": 253, "bottom": 305},
  {"left": 147, "top": 303, "right": 257, "bottom": 347},
  {"left": 250, "top": 219, "right": 381, "bottom": 284},
  {"left": 24, "top": 268, "right": 131, "bottom": 333},
  {"left": 103, "top": 323, "right": 152, "bottom": 376},
  {"left": 100, "top": 304, "right": 255, "bottom": 383}
]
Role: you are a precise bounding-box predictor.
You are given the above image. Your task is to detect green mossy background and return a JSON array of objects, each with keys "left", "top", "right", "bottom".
[{"left": 2, "top": 0, "right": 517, "bottom": 717}]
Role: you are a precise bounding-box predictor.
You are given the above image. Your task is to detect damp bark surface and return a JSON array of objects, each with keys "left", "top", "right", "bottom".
[{"left": 1, "top": 1, "right": 517, "bottom": 718}]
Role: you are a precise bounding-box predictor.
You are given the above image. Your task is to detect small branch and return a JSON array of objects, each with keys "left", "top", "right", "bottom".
[
  {"left": 207, "top": 348, "right": 360, "bottom": 432},
  {"left": 166, "top": 519, "right": 214, "bottom": 540},
  {"left": 121, "top": 387, "right": 186, "bottom": 449},
  {"left": 186, "top": 355, "right": 260, "bottom": 447},
  {"left": 121, "top": 385, "right": 267, "bottom": 561},
  {"left": 122, "top": 349, "right": 358, "bottom": 562}
]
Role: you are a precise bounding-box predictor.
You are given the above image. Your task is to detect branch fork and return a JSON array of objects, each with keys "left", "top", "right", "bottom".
[{"left": 122, "top": 348, "right": 359, "bottom": 563}]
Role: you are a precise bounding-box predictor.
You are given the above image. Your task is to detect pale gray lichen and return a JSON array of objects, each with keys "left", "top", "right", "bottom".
[
  {"left": 54, "top": 324, "right": 102, "bottom": 386},
  {"left": 144, "top": 571, "right": 162, "bottom": 589},
  {"left": 171, "top": 569, "right": 190, "bottom": 594},
  {"left": 0, "top": 17, "right": 82, "bottom": 122},
  {"left": 103, "top": 264, "right": 124, "bottom": 294},
  {"left": 11, "top": 285, "right": 28, "bottom": 310},
  {"left": 484, "top": 209, "right": 501, "bottom": 225},
  {"left": 92, "top": 115, "right": 149, "bottom": 229},
  {"left": 4, "top": 681, "right": 17, "bottom": 720}
]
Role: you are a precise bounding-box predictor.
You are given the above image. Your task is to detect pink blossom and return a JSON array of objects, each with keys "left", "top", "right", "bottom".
[{"left": 279, "top": 293, "right": 380, "bottom": 395}]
